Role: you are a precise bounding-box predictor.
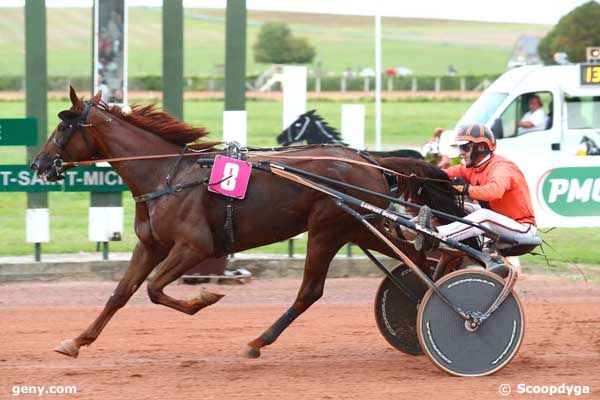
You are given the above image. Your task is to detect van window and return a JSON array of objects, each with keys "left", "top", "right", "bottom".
[
  {"left": 566, "top": 96, "right": 600, "bottom": 129},
  {"left": 456, "top": 92, "right": 508, "bottom": 128},
  {"left": 498, "top": 91, "right": 553, "bottom": 138}
]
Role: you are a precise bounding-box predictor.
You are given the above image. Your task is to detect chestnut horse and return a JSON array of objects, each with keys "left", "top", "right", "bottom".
[{"left": 31, "top": 87, "right": 462, "bottom": 359}]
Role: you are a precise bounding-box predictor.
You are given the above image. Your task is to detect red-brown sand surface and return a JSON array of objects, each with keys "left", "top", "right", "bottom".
[{"left": 1, "top": 276, "right": 599, "bottom": 400}]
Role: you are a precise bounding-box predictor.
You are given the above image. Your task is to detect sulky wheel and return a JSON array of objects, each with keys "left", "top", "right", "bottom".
[
  {"left": 417, "top": 269, "right": 524, "bottom": 377},
  {"left": 374, "top": 260, "right": 435, "bottom": 355}
]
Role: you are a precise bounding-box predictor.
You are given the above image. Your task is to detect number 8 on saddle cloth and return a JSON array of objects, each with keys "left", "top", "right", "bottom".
[{"left": 208, "top": 155, "right": 252, "bottom": 199}]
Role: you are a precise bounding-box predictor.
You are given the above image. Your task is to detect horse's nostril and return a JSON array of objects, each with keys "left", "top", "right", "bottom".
[{"left": 30, "top": 161, "right": 39, "bottom": 171}]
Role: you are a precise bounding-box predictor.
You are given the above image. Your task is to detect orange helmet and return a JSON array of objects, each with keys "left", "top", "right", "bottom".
[{"left": 454, "top": 124, "right": 496, "bottom": 151}]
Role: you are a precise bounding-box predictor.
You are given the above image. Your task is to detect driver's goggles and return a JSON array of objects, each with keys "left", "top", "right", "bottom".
[{"left": 458, "top": 143, "right": 473, "bottom": 152}]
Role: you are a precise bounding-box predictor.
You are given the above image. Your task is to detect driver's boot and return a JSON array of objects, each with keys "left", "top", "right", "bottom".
[{"left": 414, "top": 206, "right": 439, "bottom": 251}]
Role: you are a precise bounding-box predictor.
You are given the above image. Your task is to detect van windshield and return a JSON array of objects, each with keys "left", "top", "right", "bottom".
[{"left": 455, "top": 92, "right": 508, "bottom": 128}]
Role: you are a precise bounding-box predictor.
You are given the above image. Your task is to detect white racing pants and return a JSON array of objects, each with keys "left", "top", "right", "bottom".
[{"left": 436, "top": 208, "right": 537, "bottom": 247}]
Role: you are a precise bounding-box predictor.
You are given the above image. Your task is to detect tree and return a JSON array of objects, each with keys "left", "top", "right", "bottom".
[
  {"left": 253, "top": 21, "right": 316, "bottom": 64},
  {"left": 539, "top": 1, "right": 600, "bottom": 64}
]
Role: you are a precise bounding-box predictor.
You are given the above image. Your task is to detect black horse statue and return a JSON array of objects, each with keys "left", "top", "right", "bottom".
[{"left": 276, "top": 110, "right": 424, "bottom": 160}]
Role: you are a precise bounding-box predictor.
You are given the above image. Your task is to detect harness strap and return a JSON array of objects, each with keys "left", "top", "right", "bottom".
[
  {"left": 356, "top": 149, "right": 399, "bottom": 193},
  {"left": 132, "top": 180, "right": 207, "bottom": 203}
]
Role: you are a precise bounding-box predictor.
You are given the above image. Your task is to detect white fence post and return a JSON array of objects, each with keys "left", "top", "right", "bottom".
[
  {"left": 341, "top": 104, "right": 365, "bottom": 149},
  {"left": 282, "top": 66, "right": 307, "bottom": 128},
  {"left": 222, "top": 110, "right": 248, "bottom": 145}
]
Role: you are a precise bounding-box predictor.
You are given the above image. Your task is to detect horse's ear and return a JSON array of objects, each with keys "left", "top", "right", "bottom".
[
  {"left": 307, "top": 109, "right": 316, "bottom": 115},
  {"left": 69, "top": 86, "right": 81, "bottom": 108},
  {"left": 91, "top": 90, "right": 102, "bottom": 105}
]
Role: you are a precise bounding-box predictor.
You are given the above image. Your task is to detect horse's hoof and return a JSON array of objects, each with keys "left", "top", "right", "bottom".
[
  {"left": 196, "top": 289, "right": 225, "bottom": 306},
  {"left": 240, "top": 345, "right": 261, "bottom": 359},
  {"left": 53, "top": 339, "right": 80, "bottom": 358}
]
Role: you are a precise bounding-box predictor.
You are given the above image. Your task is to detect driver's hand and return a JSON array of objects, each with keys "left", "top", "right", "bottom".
[{"left": 451, "top": 177, "right": 469, "bottom": 195}]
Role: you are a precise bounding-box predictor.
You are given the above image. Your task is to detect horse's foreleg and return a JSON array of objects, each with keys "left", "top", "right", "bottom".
[
  {"left": 146, "top": 244, "right": 224, "bottom": 315},
  {"left": 54, "top": 242, "right": 166, "bottom": 358},
  {"left": 242, "top": 230, "right": 345, "bottom": 358}
]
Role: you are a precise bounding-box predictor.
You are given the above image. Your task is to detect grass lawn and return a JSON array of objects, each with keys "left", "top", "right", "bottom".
[
  {"left": 0, "top": 98, "right": 598, "bottom": 264},
  {"left": 0, "top": 8, "right": 548, "bottom": 77}
]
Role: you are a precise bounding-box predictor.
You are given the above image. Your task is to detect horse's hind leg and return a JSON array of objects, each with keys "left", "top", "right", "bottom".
[
  {"left": 54, "top": 241, "right": 167, "bottom": 358},
  {"left": 242, "top": 228, "right": 346, "bottom": 358},
  {"left": 146, "top": 244, "right": 224, "bottom": 315}
]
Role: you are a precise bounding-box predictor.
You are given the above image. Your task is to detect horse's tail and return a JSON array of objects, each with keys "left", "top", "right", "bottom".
[
  {"left": 378, "top": 157, "right": 481, "bottom": 250},
  {"left": 378, "top": 157, "right": 459, "bottom": 215}
]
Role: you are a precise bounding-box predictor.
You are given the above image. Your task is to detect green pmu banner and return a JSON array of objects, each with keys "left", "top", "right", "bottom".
[
  {"left": 541, "top": 166, "right": 600, "bottom": 217},
  {"left": 0, "top": 165, "right": 128, "bottom": 193}
]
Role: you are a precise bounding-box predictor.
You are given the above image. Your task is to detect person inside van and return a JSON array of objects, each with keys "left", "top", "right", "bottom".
[
  {"left": 402, "top": 124, "right": 538, "bottom": 253},
  {"left": 517, "top": 94, "right": 547, "bottom": 134}
]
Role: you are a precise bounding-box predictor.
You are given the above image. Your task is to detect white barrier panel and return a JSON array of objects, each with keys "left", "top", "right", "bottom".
[
  {"left": 26, "top": 208, "right": 49, "bottom": 243},
  {"left": 341, "top": 104, "right": 365, "bottom": 149},
  {"left": 282, "top": 65, "right": 307, "bottom": 128},
  {"left": 223, "top": 110, "right": 247, "bottom": 146},
  {"left": 513, "top": 155, "right": 600, "bottom": 228},
  {"left": 89, "top": 207, "right": 124, "bottom": 242}
]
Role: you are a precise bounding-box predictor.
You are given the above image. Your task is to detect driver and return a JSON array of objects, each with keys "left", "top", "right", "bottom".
[{"left": 414, "top": 124, "right": 538, "bottom": 251}]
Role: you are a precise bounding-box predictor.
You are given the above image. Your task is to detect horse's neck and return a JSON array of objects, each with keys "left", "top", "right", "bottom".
[
  {"left": 307, "top": 120, "right": 340, "bottom": 144},
  {"left": 93, "top": 114, "right": 181, "bottom": 196}
]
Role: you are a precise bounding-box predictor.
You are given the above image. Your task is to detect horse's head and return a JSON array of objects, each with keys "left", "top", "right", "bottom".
[
  {"left": 277, "top": 109, "right": 316, "bottom": 146},
  {"left": 276, "top": 110, "right": 346, "bottom": 146},
  {"left": 31, "top": 86, "right": 104, "bottom": 181}
]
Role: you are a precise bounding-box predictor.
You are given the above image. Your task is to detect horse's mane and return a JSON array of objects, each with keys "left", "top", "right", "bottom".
[
  {"left": 304, "top": 110, "right": 343, "bottom": 142},
  {"left": 96, "top": 102, "right": 217, "bottom": 149}
]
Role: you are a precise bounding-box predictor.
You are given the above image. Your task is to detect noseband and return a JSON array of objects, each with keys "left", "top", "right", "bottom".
[
  {"left": 51, "top": 101, "right": 102, "bottom": 177},
  {"left": 284, "top": 116, "right": 310, "bottom": 145}
]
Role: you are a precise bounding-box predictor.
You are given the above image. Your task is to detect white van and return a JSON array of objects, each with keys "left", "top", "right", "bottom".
[
  {"left": 439, "top": 64, "right": 600, "bottom": 228},
  {"left": 442, "top": 64, "right": 600, "bottom": 159}
]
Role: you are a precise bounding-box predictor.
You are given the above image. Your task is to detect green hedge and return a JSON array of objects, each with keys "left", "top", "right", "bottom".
[{"left": 0, "top": 74, "right": 500, "bottom": 92}]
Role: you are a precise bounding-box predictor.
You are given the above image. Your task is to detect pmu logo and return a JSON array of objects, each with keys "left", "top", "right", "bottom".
[{"left": 540, "top": 167, "right": 600, "bottom": 216}]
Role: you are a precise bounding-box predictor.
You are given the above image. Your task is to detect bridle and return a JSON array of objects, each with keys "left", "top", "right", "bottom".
[
  {"left": 51, "top": 101, "right": 107, "bottom": 177},
  {"left": 283, "top": 116, "right": 310, "bottom": 145}
]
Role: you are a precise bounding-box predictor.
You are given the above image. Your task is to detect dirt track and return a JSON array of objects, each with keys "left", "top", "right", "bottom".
[{"left": 1, "top": 276, "right": 599, "bottom": 400}]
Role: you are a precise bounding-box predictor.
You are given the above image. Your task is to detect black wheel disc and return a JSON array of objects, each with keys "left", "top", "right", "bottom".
[
  {"left": 417, "top": 270, "right": 524, "bottom": 376},
  {"left": 374, "top": 262, "right": 434, "bottom": 355}
]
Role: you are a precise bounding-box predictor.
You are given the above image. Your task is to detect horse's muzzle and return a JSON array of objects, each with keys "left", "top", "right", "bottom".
[{"left": 30, "top": 155, "right": 65, "bottom": 182}]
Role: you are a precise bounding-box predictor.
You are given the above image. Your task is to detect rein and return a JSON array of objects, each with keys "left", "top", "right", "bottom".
[
  {"left": 62, "top": 150, "right": 450, "bottom": 184},
  {"left": 248, "top": 154, "right": 450, "bottom": 184},
  {"left": 59, "top": 148, "right": 218, "bottom": 168}
]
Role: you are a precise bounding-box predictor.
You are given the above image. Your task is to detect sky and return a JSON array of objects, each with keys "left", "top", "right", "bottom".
[{"left": 1, "top": 0, "right": 595, "bottom": 24}]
